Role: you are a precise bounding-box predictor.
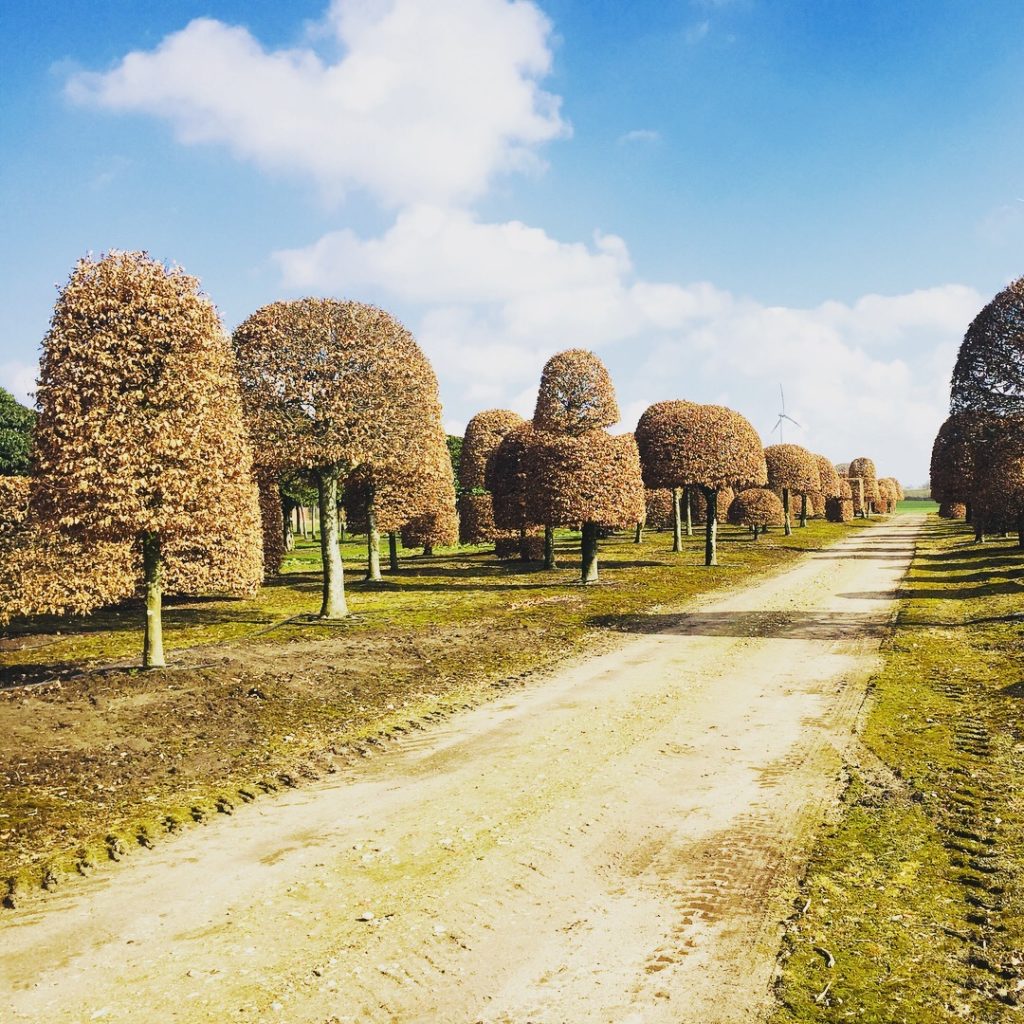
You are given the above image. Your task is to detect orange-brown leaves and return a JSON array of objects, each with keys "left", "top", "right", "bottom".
[
  {"left": 528, "top": 430, "right": 645, "bottom": 529},
  {"left": 533, "top": 349, "right": 619, "bottom": 436},
  {"left": 460, "top": 410, "right": 525, "bottom": 491},
  {"left": 728, "top": 488, "right": 784, "bottom": 528},
  {"left": 637, "top": 401, "right": 767, "bottom": 492},
  {"left": 644, "top": 488, "right": 674, "bottom": 529},
  {"left": 765, "top": 444, "right": 820, "bottom": 495}
]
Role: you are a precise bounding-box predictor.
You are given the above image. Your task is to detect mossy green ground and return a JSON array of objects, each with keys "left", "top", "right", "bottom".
[
  {"left": 0, "top": 518, "right": 873, "bottom": 901},
  {"left": 772, "top": 518, "right": 1024, "bottom": 1022}
]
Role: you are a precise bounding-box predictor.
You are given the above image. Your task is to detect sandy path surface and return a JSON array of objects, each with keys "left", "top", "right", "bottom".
[{"left": 2, "top": 515, "right": 922, "bottom": 1024}]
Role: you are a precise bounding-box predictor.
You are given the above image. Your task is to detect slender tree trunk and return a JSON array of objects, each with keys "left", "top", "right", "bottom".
[
  {"left": 141, "top": 531, "right": 165, "bottom": 669},
  {"left": 753, "top": 525, "right": 760, "bottom": 541},
  {"left": 672, "top": 487, "right": 683, "bottom": 552},
  {"left": 684, "top": 486, "right": 693, "bottom": 537},
  {"left": 365, "top": 486, "right": 382, "bottom": 582},
  {"left": 315, "top": 467, "right": 348, "bottom": 618},
  {"left": 545, "top": 524, "right": 558, "bottom": 568},
  {"left": 634, "top": 521, "right": 643, "bottom": 544},
  {"left": 281, "top": 496, "right": 296, "bottom": 552},
  {"left": 1018, "top": 513, "right": 1024, "bottom": 549},
  {"left": 704, "top": 489, "right": 718, "bottom": 566},
  {"left": 423, "top": 543, "right": 434, "bottom": 557},
  {"left": 974, "top": 518, "right": 986, "bottom": 544},
  {"left": 799, "top": 493, "right": 808, "bottom": 528},
  {"left": 783, "top": 488, "right": 792, "bottom": 536},
  {"left": 581, "top": 521, "right": 600, "bottom": 583},
  {"left": 388, "top": 531, "right": 399, "bottom": 571}
]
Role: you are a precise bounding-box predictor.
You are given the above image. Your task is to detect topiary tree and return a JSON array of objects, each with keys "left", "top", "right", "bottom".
[
  {"left": 31, "top": 251, "right": 262, "bottom": 668},
  {"left": 635, "top": 487, "right": 674, "bottom": 543},
  {"left": 691, "top": 486, "right": 735, "bottom": 526},
  {"left": 938, "top": 501, "right": 967, "bottom": 519},
  {"left": 728, "top": 488, "right": 784, "bottom": 539},
  {"left": 528, "top": 429, "right": 644, "bottom": 581},
  {"left": 457, "top": 409, "right": 526, "bottom": 552},
  {"left": 930, "top": 413, "right": 990, "bottom": 520},
  {"left": 765, "top": 444, "right": 820, "bottom": 535},
  {"left": 529, "top": 350, "right": 644, "bottom": 581},
  {"left": 486, "top": 421, "right": 545, "bottom": 561},
  {"left": 233, "top": 299, "right": 437, "bottom": 615},
  {"left": 638, "top": 401, "right": 767, "bottom": 566},
  {"left": 950, "top": 277, "right": 1024, "bottom": 417},
  {"left": 826, "top": 478, "right": 854, "bottom": 523},
  {"left": 0, "top": 387, "right": 35, "bottom": 476},
  {"left": 972, "top": 415, "right": 1024, "bottom": 545},
  {"left": 257, "top": 471, "right": 287, "bottom": 577},
  {"left": 876, "top": 478, "right": 896, "bottom": 513},
  {"left": 398, "top": 421, "right": 459, "bottom": 556},
  {"left": 848, "top": 456, "right": 879, "bottom": 517},
  {"left": 809, "top": 454, "right": 841, "bottom": 520},
  {"left": 635, "top": 400, "right": 703, "bottom": 553}
]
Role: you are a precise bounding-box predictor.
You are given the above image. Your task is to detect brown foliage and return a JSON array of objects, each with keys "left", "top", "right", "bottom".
[
  {"left": 233, "top": 299, "right": 437, "bottom": 478},
  {"left": 727, "top": 488, "right": 784, "bottom": 528},
  {"left": 974, "top": 415, "right": 1024, "bottom": 532},
  {"left": 258, "top": 472, "right": 286, "bottom": 577},
  {"left": 30, "top": 251, "right": 263, "bottom": 604},
  {"left": 930, "top": 413, "right": 990, "bottom": 504},
  {"left": 644, "top": 488, "right": 674, "bottom": 529},
  {"left": 533, "top": 349, "right": 619, "bottom": 435},
  {"left": 938, "top": 501, "right": 967, "bottom": 519},
  {"left": 528, "top": 430, "right": 645, "bottom": 529},
  {"left": 399, "top": 422, "right": 459, "bottom": 550},
  {"left": 814, "top": 455, "right": 842, "bottom": 499},
  {"left": 487, "top": 422, "right": 540, "bottom": 532},
  {"left": 459, "top": 410, "right": 525, "bottom": 491},
  {"left": 765, "top": 444, "right": 821, "bottom": 495},
  {"left": 826, "top": 479, "right": 854, "bottom": 522},
  {"left": 495, "top": 534, "right": 544, "bottom": 560},
  {"left": 635, "top": 401, "right": 767, "bottom": 492}
]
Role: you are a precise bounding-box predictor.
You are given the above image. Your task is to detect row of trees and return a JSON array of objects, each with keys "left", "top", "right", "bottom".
[
  {"left": 2, "top": 251, "right": 902, "bottom": 667},
  {"left": 930, "top": 277, "right": 1023, "bottom": 545}
]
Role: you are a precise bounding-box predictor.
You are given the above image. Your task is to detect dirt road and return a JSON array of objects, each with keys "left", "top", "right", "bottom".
[{"left": 2, "top": 516, "right": 922, "bottom": 1024}]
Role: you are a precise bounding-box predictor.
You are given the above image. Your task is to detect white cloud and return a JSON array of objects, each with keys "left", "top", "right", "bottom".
[
  {"left": 0, "top": 361, "right": 38, "bottom": 407},
  {"left": 66, "top": 0, "right": 567, "bottom": 206},
  {"left": 275, "top": 211, "right": 976, "bottom": 482},
  {"left": 685, "top": 20, "right": 711, "bottom": 44},
  {"left": 618, "top": 129, "right": 661, "bottom": 145}
]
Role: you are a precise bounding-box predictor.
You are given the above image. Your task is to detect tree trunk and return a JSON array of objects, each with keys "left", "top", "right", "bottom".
[
  {"left": 672, "top": 487, "right": 683, "bottom": 552},
  {"left": 965, "top": 501, "right": 972, "bottom": 525},
  {"left": 581, "top": 521, "right": 600, "bottom": 583},
  {"left": 388, "top": 531, "right": 399, "bottom": 572},
  {"left": 634, "top": 521, "right": 643, "bottom": 544},
  {"left": 684, "top": 486, "right": 693, "bottom": 537},
  {"left": 315, "top": 467, "right": 348, "bottom": 618},
  {"left": 282, "top": 496, "right": 296, "bottom": 552},
  {"left": 545, "top": 524, "right": 558, "bottom": 568},
  {"left": 783, "top": 488, "right": 792, "bottom": 536},
  {"left": 799, "top": 493, "right": 808, "bottom": 528},
  {"left": 364, "top": 486, "right": 382, "bottom": 582},
  {"left": 703, "top": 488, "right": 718, "bottom": 566},
  {"left": 974, "top": 519, "right": 986, "bottom": 544},
  {"left": 519, "top": 526, "right": 530, "bottom": 562},
  {"left": 1018, "top": 513, "right": 1024, "bottom": 549},
  {"left": 423, "top": 543, "right": 434, "bottom": 557},
  {"left": 753, "top": 525, "right": 760, "bottom": 541},
  {"left": 141, "top": 531, "right": 165, "bottom": 669}
]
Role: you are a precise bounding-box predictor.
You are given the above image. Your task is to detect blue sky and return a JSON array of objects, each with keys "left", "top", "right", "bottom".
[{"left": 2, "top": 0, "right": 1022, "bottom": 483}]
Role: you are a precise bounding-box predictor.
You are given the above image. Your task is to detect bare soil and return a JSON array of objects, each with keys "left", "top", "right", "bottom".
[{"left": 1, "top": 516, "right": 921, "bottom": 1023}]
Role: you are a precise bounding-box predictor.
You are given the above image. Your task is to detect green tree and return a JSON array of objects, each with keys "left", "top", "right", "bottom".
[{"left": 0, "top": 386, "right": 35, "bottom": 476}]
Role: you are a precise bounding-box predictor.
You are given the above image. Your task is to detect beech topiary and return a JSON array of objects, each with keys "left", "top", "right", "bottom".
[
  {"left": 533, "top": 349, "right": 619, "bottom": 436},
  {"left": 826, "top": 479, "right": 854, "bottom": 522},
  {"left": 691, "top": 486, "right": 735, "bottom": 525},
  {"left": 31, "top": 251, "right": 262, "bottom": 667},
  {"left": 234, "top": 299, "right": 439, "bottom": 614},
  {"left": 950, "top": 276, "right": 1024, "bottom": 417},
  {"left": 457, "top": 409, "right": 526, "bottom": 548},
  {"left": 973, "top": 415, "right": 1024, "bottom": 545},
  {"left": 765, "top": 444, "right": 821, "bottom": 534},
  {"left": 848, "top": 456, "right": 880, "bottom": 516},
  {"left": 728, "top": 488, "right": 784, "bottom": 539}
]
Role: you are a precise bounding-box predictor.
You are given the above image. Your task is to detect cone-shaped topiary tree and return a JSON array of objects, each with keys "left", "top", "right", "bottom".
[
  {"left": 950, "top": 277, "right": 1024, "bottom": 417},
  {"left": 727, "top": 488, "right": 784, "bottom": 539},
  {"left": 234, "top": 299, "right": 437, "bottom": 614},
  {"left": 765, "top": 444, "right": 820, "bottom": 535},
  {"left": 0, "top": 387, "right": 35, "bottom": 476},
  {"left": 30, "top": 251, "right": 262, "bottom": 668}
]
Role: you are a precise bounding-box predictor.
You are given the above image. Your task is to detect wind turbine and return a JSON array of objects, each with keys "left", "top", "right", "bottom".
[{"left": 771, "top": 384, "right": 801, "bottom": 442}]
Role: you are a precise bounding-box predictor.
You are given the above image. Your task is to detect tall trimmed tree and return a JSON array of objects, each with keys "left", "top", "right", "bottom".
[
  {"left": 765, "top": 444, "right": 820, "bottom": 534},
  {"left": 31, "top": 251, "right": 262, "bottom": 668},
  {"left": 233, "top": 299, "right": 439, "bottom": 616}
]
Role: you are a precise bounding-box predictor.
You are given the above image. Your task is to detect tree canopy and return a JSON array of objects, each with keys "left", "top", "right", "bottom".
[{"left": 0, "top": 387, "right": 35, "bottom": 476}]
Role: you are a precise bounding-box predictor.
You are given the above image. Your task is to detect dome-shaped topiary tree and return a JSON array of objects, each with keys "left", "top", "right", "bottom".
[
  {"left": 486, "top": 422, "right": 545, "bottom": 562},
  {"left": 234, "top": 299, "right": 439, "bottom": 614},
  {"left": 31, "top": 251, "right": 263, "bottom": 667},
  {"left": 727, "top": 488, "right": 784, "bottom": 539},
  {"left": 950, "top": 277, "right": 1024, "bottom": 417},
  {"left": 533, "top": 349, "right": 619, "bottom": 436},
  {"left": 972, "top": 415, "right": 1024, "bottom": 545},
  {"left": 765, "top": 444, "right": 820, "bottom": 535}
]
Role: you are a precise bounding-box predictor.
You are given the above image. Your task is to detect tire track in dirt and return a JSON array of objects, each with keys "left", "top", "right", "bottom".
[{"left": 1, "top": 517, "right": 923, "bottom": 1024}]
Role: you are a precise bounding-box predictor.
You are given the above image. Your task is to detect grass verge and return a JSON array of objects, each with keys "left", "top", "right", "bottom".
[
  {"left": 771, "top": 517, "right": 1024, "bottom": 1021},
  {"left": 0, "top": 517, "right": 875, "bottom": 906}
]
